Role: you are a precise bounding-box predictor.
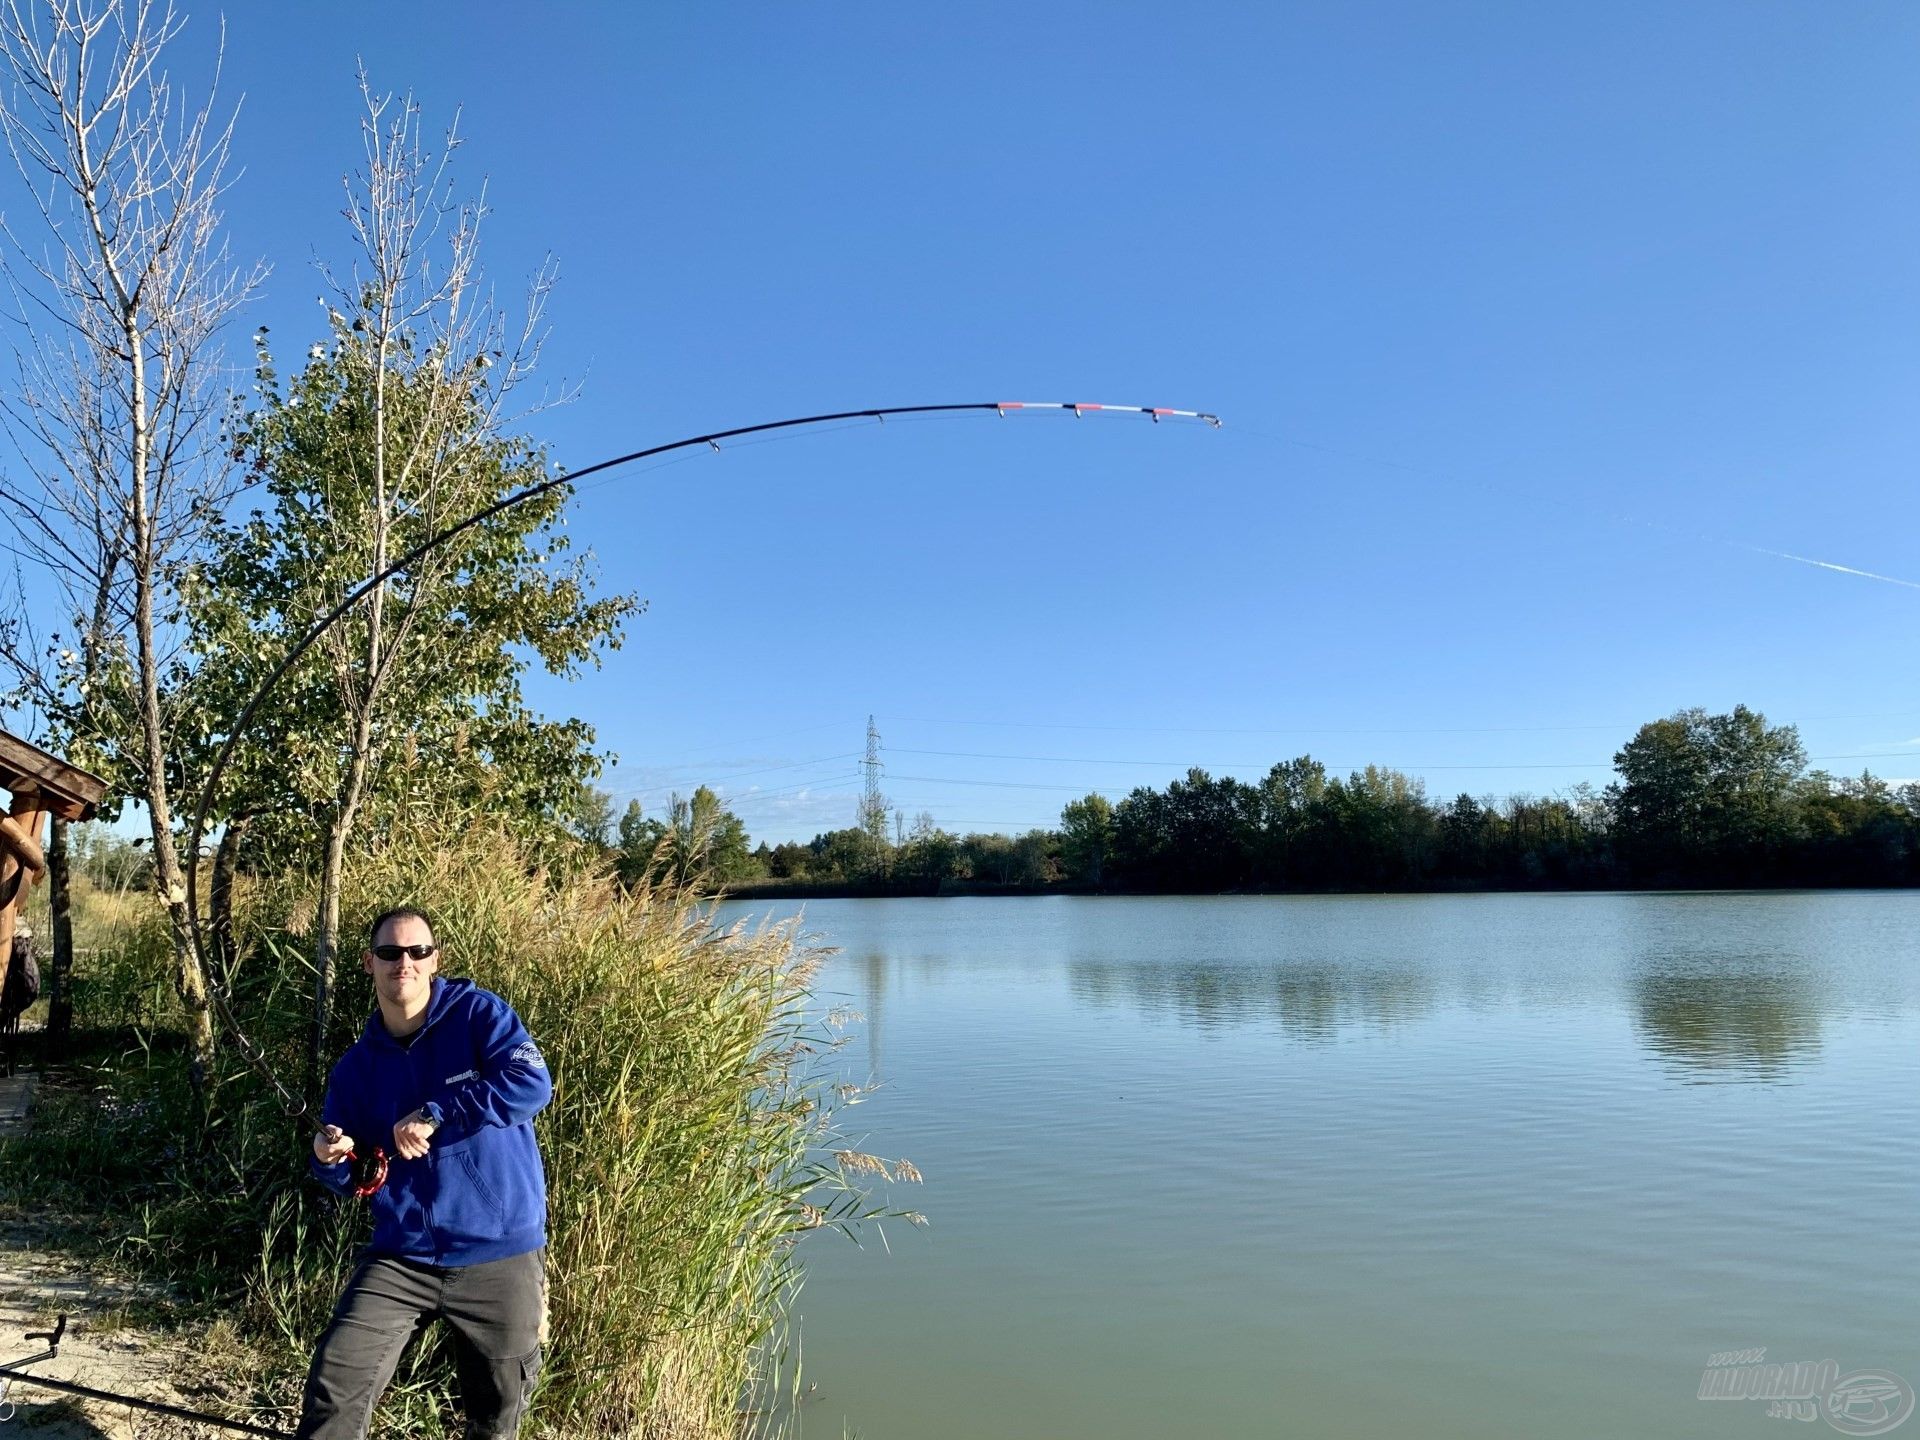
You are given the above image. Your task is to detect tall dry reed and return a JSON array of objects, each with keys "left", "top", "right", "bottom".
[{"left": 327, "top": 828, "right": 849, "bottom": 1436}]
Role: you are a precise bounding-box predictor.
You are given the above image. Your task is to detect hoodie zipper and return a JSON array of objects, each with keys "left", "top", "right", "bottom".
[
  {"left": 368, "top": 979, "right": 453, "bottom": 1260},
  {"left": 411, "top": 1040, "right": 444, "bottom": 1261}
]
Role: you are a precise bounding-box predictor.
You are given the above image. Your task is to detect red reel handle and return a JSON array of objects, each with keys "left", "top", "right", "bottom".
[{"left": 347, "top": 1145, "right": 389, "bottom": 1198}]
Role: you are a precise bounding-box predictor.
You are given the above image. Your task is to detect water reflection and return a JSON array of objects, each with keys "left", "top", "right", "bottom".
[
  {"left": 1067, "top": 956, "right": 1432, "bottom": 1039},
  {"left": 860, "top": 949, "right": 888, "bottom": 1076},
  {"left": 1629, "top": 963, "right": 1825, "bottom": 1082}
]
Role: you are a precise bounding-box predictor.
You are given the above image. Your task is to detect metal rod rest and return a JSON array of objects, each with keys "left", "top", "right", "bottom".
[{"left": 1, "top": 1316, "right": 293, "bottom": 1439}]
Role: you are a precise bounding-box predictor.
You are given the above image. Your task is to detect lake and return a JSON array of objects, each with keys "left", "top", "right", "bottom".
[{"left": 715, "top": 892, "right": 1920, "bottom": 1440}]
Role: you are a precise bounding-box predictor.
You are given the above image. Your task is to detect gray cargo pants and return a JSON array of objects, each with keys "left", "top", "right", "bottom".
[{"left": 295, "top": 1247, "right": 546, "bottom": 1440}]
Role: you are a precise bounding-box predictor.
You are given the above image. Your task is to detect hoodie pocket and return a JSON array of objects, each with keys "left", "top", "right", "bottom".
[{"left": 458, "top": 1149, "right": 508, "bottom": 1220}]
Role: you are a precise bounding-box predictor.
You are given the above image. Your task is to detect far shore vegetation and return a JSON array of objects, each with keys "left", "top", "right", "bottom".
[{"left": 596, "top": 705, "right": 1920, "bottom": 899}]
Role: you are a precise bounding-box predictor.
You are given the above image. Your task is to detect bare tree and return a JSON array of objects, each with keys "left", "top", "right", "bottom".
[{"left": 0, "top": 0, "right": 261, "bottom": 1096}]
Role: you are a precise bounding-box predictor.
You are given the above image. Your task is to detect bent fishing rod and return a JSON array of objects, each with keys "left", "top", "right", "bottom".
[{"left": 184, "top": 399, "right": 1221, "bottom": 1115}]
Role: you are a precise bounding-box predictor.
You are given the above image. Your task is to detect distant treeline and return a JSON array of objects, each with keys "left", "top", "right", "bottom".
[{"left": 716, "top": 706, "right": 1920, "bottom": 896}]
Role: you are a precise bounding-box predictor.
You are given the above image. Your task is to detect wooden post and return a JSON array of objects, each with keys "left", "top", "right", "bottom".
[
  {"left": 0, "top": 792, "right": 42, "bottom": 967},
  {"left": 47, "top": 817, "right": 74, "bottom": 1037}
]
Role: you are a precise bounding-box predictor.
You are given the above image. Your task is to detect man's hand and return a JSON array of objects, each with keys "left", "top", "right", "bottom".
[
  {"left": 314, "top": 1124, "right": 355, "bottom": 1165},
  {"left": 392, "top": 1109, "right": 438, "bottom": 1160}
]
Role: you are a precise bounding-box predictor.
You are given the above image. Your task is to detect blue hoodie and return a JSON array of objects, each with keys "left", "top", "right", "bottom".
[{"left": 311, "top": 976, "right": 552, "bottom": 1265}]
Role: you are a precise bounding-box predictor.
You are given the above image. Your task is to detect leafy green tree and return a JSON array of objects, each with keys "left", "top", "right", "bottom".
[
  {"left": 190, "top": 91, "right": 635, "bottom": 1088},
  {"left": 961, "top": 832, "right": 1020, "bottom": 885},
  {"left": 616, "top": 801, "right": 668, "bottom": 887},
  {"left": 1609, "top": 706, "right": 1804, "bottom": 880},
  {"left": 1112, "top": 771, "right": 1260, "bottom": 890},
  {"left": 1498, "top": 794, "right": 1593, "bottom": 884},
  {"left": 1110, "top": 785, "right": 1172, "bottom": 887},
  {"left": 1163, "top": 768, "right": 1261, "bottom": 888},
  {"left": 1607, "top": 713, "right": 1711, "bottom": 876},
  {"left": 1439, "top": 794, "right": 1498, "bottom": 880},
  {"left": 808, "top": 827, "right": 871, "bottom": 882},
  {"left": 1302, "top": 766, "right": 1432, "bottom": 888},
  {"left": 1697, "top": 705, "right": 1806, "bottom": 859},
  {"left": 664, "top": 787, "right": 755, "bottom": 887},
  {"left": 1791, "top": 770, "right": 1914, "bottom": 884},
  {"left": 765, "top": 841, "right": 813, "bottom": 880},
  {"left": 1013, "top": 829, "right": 1059, "bottom": 886},
  {"left": 897, "top": 816, "right": 961, "bottom": 892},
  {"left": 1059, "top": 793, "right": 1114, "bottom": 886},
  {"left": 200, "top": 324, "right": 630, "bottom": 1076},
  {"left": 563, "top": 785, "right": 618, "bottom": 852},
  {"left": 1254, "top": 756, "right": 1328, "bottom": 885}
]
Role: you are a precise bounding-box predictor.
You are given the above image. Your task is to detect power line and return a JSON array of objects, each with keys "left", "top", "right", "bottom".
[
  {"left": 890, "top": 746, "right": 1621, "bottom": 771},
  {"left": 607, "top": 751, "right": 860, "bottom": 801},
  {"left": 886, "top": 750, "right": 1920, "bottom": 781},
  {"left": 888, "top": 709, "right": 1920, "bottom": 738},
  {"left": 714, "top": 775, "right": 860, "bottom": 804},
  {"left": 620, "top": 718, "right": 854, "bottom": 763}
]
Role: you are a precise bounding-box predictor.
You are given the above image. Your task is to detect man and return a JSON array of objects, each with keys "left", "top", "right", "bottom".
[
  {"left": 300, "top": 907, "right": 552, "bottom": 1440},
  {"left": 2, "top": 920, "right": 37, "bottom": 1075}
]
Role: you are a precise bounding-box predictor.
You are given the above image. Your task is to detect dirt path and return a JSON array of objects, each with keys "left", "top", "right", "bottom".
[{"left": 0, "top": 1223, "right": 250, "bottom": 1438}]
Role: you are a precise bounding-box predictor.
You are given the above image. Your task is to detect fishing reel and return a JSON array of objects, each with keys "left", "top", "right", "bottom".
[{"left": 348, "top": 1145, "right": 388, "bottom": 1198}]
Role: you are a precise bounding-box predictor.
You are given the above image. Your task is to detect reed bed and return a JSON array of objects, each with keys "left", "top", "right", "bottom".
[{"left": 1, "top": 823, "right": 907, "bottom": 1439}]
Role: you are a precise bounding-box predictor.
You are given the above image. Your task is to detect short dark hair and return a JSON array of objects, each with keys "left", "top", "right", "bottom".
[{"left": 368, "top": 906, "right": 435, "bottom": 948}]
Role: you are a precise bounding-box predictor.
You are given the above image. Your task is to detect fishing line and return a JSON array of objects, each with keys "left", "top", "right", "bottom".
[{"left": 183, "top": 400, "right": 1220, "bottom": 1116}]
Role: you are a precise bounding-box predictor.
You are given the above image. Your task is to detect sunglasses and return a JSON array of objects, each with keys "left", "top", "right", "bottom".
[{"left": 370, "top": 943, "right": 438, "bottom": 963}]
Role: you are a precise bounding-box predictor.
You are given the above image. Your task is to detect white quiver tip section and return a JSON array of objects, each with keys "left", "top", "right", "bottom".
[{"left": 994, "top": 401, "right": 1222, "bottom": 426}]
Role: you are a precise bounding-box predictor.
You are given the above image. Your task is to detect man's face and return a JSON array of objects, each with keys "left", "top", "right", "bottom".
[{"left": 363, "top": 914, "right": 440, "bottom": 1009}]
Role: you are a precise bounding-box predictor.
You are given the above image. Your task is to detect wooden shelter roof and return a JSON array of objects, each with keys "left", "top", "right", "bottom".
[{"left": 0, "top": 728, "right": 108, "bottom": 821}]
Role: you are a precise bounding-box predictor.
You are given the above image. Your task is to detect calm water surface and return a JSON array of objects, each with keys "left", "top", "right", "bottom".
[{"left": 715, "top": 892, "right": 1920, "bottom": 1440}]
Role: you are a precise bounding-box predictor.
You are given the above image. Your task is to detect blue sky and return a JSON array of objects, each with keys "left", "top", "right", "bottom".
[{"left": 37, "top": 3, "right": 1920, "bottom": 842}]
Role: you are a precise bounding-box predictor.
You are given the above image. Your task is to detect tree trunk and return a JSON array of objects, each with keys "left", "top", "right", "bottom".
[
  {"left": 132, "top": 453, "right": 215, "bottom": 1102},
  {"left": 124, "top": 285, "right": 214, "bottom": 1105},
  {"left": 210, "top": 816, "right": 247, "bottom": 980},
  {"left": 47, "top": 818, "right": 74, "bottom": 1041},
  {"left": 308, "top": 817, "right": 349, "bottom": 1099},
  {"left": 308, "top": 743, "right": 371, "bottom": 1102},
  {"left": 308, "top": 337, "right": 389, "bottom": 1099}
]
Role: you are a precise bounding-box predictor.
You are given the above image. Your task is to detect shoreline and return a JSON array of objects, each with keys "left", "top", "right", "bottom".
[{"left": 719, "top": 877, "right": 1920, "bottom": 901}]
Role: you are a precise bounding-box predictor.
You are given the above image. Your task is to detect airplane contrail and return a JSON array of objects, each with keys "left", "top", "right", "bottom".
[{"left": 1730, "top": 541, "right": 1920, "bottom": 592}]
